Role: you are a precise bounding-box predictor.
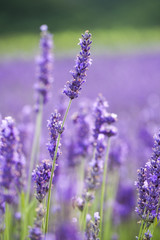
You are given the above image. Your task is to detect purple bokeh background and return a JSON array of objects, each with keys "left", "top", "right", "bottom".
[{"left": 0, "top": 53, "right": 160, "bottom": 118}]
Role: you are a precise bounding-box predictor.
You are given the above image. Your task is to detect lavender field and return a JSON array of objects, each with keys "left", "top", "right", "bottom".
[{"left": 1, "top": 25, "right": 160, "bottom": 240}]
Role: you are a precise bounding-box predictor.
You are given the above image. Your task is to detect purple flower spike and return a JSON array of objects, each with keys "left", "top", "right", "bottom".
[
  {"left": 47, "top": 110, "right": 63, "bottom": 161},
  {"left": 32, "top": 159, "right": 52, "bottom": 202},
  {"left": 34, "top": 25, "right": 54, "bottom": 112},
  {"left": 63, "top": 30, "right": 92, "bottom": 99},
  {"left": 85, "top": 212, "right": 100, "bottom": 240},
  {"left": 85, "top": 134, "right": 106, "bottom": 192},
  {"left": 93, "top": 94, "right": 118, "bottom": 141},
  {"left": 144, "top": 230, "right": 152, "bottom": 240},
  {"left": 0, "top": 116, "right": 26, "bottom": 196},
  {"left": 136, "top": 129, "right": 160, "bottom": 223}
]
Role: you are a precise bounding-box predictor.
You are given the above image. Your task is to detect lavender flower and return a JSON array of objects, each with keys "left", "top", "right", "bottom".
[
  {"left": 73, "top": 135, "right": 106, "bottom": 210},
  {"left": 34, "top": 24, "right": 53, "bottom": 112},
  {"left": 47, "top": 110, "right": 63, "bottom": 161},
  {"left": 85, "top": 212, "right": 100, "bottom": 240},
  {"left": 136, "top": 130, "right": 160, "bottom": 223},
  {"left": 0, "top": 116, "right": 26, "bottom": 198},
  {"left": 29, "top": 204, "right": 45, "bottom": 240},
  {"left": 63, "top": 31, "right": 92, "bottom": 99},
  {"left": 32, "top": 159, "right": 52, "bottom": 202},
  {"left": 93, "top": 94, "right": 117, "bottom": 141},
  {"left": 86, "top": 134, "right": 106, "bottom": 191},
  {"left": 144, "top": 230, "right": 152, "bottom": 240}
]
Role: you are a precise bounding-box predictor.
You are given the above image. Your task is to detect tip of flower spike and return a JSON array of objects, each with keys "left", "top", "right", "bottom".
[
  {"left": 40, "top": 24, "right": 48, "bottom": 32},
  {"left": 94, "top": 212, "right": 100, "bottom": 220}
]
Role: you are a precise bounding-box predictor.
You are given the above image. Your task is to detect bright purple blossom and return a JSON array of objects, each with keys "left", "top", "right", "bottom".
[
  {"left": 34, "top": 24, "right": 54, "bottom": 112},
  {"left": 63, "top": 31, "right": 92, "bottom": 99},
  {"left": 32, "top": 159, "right": 52, "bottom": 202}
]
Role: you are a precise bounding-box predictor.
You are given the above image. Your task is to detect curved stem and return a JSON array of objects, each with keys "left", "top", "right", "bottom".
[
  {"left": 100, "top": 137, "right": 111, "bottom": 240},
  {"left": 44, "top": 99, "right": 72, "bottom": 235}
]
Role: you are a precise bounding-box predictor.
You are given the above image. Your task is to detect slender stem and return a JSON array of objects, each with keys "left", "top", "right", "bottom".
[
  {"left": 100, "top": 137, "right": 111, "bottom": 240},
  {"left": 80, "top": 202, "right": 88, "bottom": 232},
  {"left": 4, "top": 204, "right": 10, "bottom": 240},
  {"left": 27, "top": 101, "right": 43, "bottom": 203},
  {"left": 44, "top": 99, "right": 72, "bottom": 235},
  {"left": 104, "top": 169, "right": 120, "bottom": 238}
]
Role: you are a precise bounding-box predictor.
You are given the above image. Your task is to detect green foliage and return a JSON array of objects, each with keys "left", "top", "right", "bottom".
[
  {"left": 0, "top": 0, "right": 160, "bottom": 35},
  {"left": 0, "top": 28, "right": 160, "bottom": 58}
]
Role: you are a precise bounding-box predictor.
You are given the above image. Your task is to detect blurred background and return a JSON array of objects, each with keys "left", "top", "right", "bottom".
[{"left": 0, "top": 0, "right": 160, "bottom": 56}]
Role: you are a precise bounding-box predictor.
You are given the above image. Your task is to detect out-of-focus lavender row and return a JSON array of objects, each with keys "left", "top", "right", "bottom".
[{"left": 0, "top": 53, "right": 160, "bottom": 116}]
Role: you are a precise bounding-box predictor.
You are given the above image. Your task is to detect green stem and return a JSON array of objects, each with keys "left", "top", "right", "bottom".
[
  {"left": 4, "top": 204, "right": 11, "bottom": 240},
  {"left": 27, "top": 101, "right": 43, "bottom": 204},
  {"left": 44, "top": 99, "right": 72, "bottom": 235},
  {"left": 20, "top": 191, "right": 27, "bottom": 240},
  {"left": 104, "top": 169, "right": 120, "bottom": 239},
  {"left": 80, "top": 203, "right": 88, "bottom": 232},
  {"left": 100, "top": 138, "right": 111, "bottom": 240}
]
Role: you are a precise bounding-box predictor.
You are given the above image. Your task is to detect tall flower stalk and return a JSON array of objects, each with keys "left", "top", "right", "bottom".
[
  {"left": 27, "top": 25, "right": 54, "bottom": 203},
  {"left": 0, "top": 116, "right": 26, "bottom": 239},
  {"left": 136, "top": 130, "right": 160, "bottom": 239},
  {"left": 44, "top": 30, "right": 92, "bottom": 235}
]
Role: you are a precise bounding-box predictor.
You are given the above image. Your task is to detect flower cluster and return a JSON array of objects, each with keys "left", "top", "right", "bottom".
[
  {"left": 85, "top": 134, "right": 106, "bottom": 192},
  {"left": 34, "top": 24, "right": 54, "bottom": 112},
  {"left": 63, "top": 31, "right": 92, "bottom": 99},
  {"left": 32, "top": 159, "right": 52, "bottom": 202},
  {"left": 0, "top": 116, "right": 26, "bottom": 200},
  {"left": 144, "top": 230, "right": 152, "bottom": 240},
  {"left": 74, "top": 96, "right": 118, "bottom": 209},
  {"left": 135, "top": 130, "right": 160, "bottom": 223},
  {"left": 85, "top": 212, "right": 100, "bottom": 240},
  {"left": 93, "top": 94, "right": 118, "bottom": 140},
  {"left": 47, "top": 111, "right": 63, "bottom": 161},
  {"left": 84, "top": 95, "right": 117, "bottom": 197}
]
